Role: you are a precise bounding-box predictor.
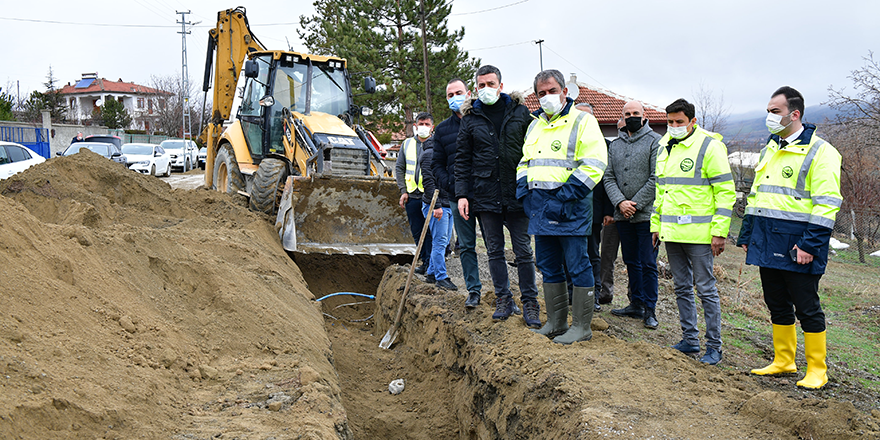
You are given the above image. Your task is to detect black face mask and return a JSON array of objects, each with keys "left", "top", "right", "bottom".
[{"left": 624, "top": 116, "right": 643, "bottom": 133}]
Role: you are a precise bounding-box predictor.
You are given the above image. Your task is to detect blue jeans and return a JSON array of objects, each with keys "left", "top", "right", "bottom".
[
  {"left": 452, "top": 206, "right": 482, "bottom": 294},
  {"left": 422, "top": 203, "right": 452, "bottom": 280},
  {"left": 665, "top": 242, "right": 722, "bottom": 350},
  {"left": 405, "top": 196, "right": 432, "bottom": 263},
  {"left": 536, "top": 235, "right": 594, "bottom": 288},
  {"left": 477, "top": 209, "right": 537, "bottom": 303},
  {"left": 616, "top": 221, "right": 659, "bottom": 308}
]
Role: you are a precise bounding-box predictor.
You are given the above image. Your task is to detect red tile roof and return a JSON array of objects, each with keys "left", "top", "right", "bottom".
[
  {"left": 58, "top": 78, "right": 172, "bottom": 96},
  {"left": 523, "top": 83, "right": 666, "bottom": 125}
]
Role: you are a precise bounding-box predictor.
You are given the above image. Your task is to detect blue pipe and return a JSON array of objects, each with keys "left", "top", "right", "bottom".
[{"left": 315, "top": 292, "right": 376, "bottom": 302}]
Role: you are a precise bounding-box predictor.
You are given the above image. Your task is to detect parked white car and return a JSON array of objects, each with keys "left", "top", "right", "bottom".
[
  {"left": 198, "top": 147, "right": 207, "bottom": 170},
  {"left": 160, "top": 139, "right": 199, "bottom": 172},
  {"left": 121, "top": 143, "right": 172, "bottom": 177},
  {"left": 0, "top": 141, "right": 46, "bottom": 180}
]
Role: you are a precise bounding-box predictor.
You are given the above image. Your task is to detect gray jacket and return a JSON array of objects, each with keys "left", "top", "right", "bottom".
[{"left": 604, "top": 123, "right": 660, "bottom": 223}]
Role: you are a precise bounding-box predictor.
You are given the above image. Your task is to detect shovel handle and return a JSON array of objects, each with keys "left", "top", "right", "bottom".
[{"left": 389, "top": 189, "right": 439, "bottom": 328}]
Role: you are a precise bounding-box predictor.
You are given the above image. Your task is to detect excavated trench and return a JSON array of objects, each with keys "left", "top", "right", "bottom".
[{"left": 295, "top": 255, "right": 879, "bottom": 440}]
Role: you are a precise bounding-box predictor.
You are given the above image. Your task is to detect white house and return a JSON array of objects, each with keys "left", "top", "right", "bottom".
[{"left": 58, "top": 73, "right": 173, "bottom": 133}]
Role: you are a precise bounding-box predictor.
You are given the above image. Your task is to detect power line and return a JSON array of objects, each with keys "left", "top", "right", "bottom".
[
  {"left": 467, "top": 40, "right": 532, "bottom": 52},
  {"left": 542, "top": 44, "right": 608, "bottom": 90},
  {"left": 450, "top": 0, "right": 530, "bottom": 16},
  {"left": 0, "top": 16, "right": 297, "bottom": 28}
]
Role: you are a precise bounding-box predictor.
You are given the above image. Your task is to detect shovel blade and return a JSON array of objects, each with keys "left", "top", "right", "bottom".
[{"left": 379, "top": 327, "right": 398, "bottom": 349}]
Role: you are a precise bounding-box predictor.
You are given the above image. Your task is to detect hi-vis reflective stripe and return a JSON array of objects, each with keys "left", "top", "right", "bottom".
[
  {"left": 566, "top": 112, "right": 588, "bottom": 160},
  {"left": 797, "top": 140, "right": 824, "bottom": 191},
  {"left": 658, "top": 137, "right": 714, "bottom": 186},
  {"left": 746, "top": 206, "right": 837, "bottom": 228},
  {"left": 403, "top": 139, "right": 416, "bottom": 176},
  {"left": 715, "top": 208, "right": 733, "bottom": 217},
  {"left": 659, "top": 215, "right": 714, "bottom": 223},
  {"left": 812, "top": 195, "right": 843, "bottom": 207},
  {"left": 759, "top": 184, "right": 810, "bottom": 199}
]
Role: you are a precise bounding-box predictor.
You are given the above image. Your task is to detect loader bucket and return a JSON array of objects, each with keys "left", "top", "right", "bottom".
[{"left": 276, "top": 175, "right": 416, "bottom": 255}]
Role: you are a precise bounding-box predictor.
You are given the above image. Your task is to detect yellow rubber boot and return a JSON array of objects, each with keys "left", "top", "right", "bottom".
[
  {"left": 751, "top": 324, "right": 797, "bottom": 375},
  {"left": 797, "top": 331, "right": 828, "bottom": 389}
]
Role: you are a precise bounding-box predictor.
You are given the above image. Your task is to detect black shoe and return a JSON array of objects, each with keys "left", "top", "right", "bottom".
[
  {"left": 425, "top": 274, "right": 435, "bottom": 284},
  {"left": 492, "top": 297, "right": 513, "bottom": 321},
  {"left": 594, "top": 303, "right": 602, "bottom": 312},
  {"left": 611, "top": 301, "right": 644, "bottom": 319},
  {"left": 643, "top": 307, "right": 658, "bottom": 329},
  {"left": 414, "top": 264, "right": 427, "bottom": 275},
  {"left": 465, "top": 292, "right": 481, "bottom": 308},
  {"left": 523, "top": 301, "right": 541, "bottom": 328},
  {"left": 435, "top": 278, "right": 458, "bottom": 290}
]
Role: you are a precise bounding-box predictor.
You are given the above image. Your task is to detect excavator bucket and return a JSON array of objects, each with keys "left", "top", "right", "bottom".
[{"left": 276, "top": 175, "right": 416, "bottom": 255}]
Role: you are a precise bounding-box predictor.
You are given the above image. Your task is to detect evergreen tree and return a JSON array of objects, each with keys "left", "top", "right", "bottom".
[
  {"left": 21, "top": 67, "right": 68, "bottom": 123},
  {"left": 0, "top": 87, "right": 14, "bottom": 121},
  {"left": 99, "top": 99, "right": 132, "bottom": 129},
  {"left": 299, "top": 0, "right": 478, "bottom": 137}
]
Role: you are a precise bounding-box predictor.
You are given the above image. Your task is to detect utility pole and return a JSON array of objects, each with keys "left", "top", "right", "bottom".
[
  {"left": 177, "top": 10, "right": 192, "bottom": 140},
  {"left": 534, "top": 39, "right": 545, "bottom": 72},
  {"left": 419, "top": 0, "right": 431, "bottom": 112}
]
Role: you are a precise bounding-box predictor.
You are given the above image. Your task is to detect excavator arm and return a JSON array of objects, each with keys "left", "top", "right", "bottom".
[{"left": 201, "top": 7, "right": 265, "bottom": 187}]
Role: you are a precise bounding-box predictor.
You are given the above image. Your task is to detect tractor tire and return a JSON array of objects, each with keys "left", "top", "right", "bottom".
[
  {"left": 213, "top": 144, "right": 245, "bottom": 194},
  {"left": 249, "top": 158, "right": 289, "bottom": 215}
]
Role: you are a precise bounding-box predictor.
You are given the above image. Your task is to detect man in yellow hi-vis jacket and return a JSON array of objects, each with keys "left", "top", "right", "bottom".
[
  {"left": 738, "top": 86, "right": 842, "bottom": 390},
  {"left": 516, "top": 69, "right": 607, "bottom": 345},
  {"left": 652, "top": 98, "right": 735, "bottom": 365}
]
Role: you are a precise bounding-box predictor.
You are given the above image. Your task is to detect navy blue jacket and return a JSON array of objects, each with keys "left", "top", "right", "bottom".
[{"left": 432, "top": 111, "right": 463, "bottom": 201}]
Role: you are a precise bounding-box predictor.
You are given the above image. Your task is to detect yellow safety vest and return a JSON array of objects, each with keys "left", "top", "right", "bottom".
[
  {"left": 402, "top": 137, "right": 423, "bottom": 193},
  {"left": 651, "top": 126, "right": 736, "bottom": 244},
  {"left": 745, "top": 132, "right": 842, "bottom": 228},
  {"left": 516, "top": 108, "right": 607, "bottom": 190}
]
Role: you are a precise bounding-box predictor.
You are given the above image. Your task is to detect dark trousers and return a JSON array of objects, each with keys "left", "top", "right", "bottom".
[
  {"left": 405, "top": 197, "right": 432, "bottom": 263},
  {"left": 616, "top": 220, "right": 659, "bottom": 309},
  {"left": 759, "top": 267, "right": 825, "bottom": 332},
  {"left": 537, "top": 235, "right": 594, "bottom": 288},
  {"left": 587, "top": 224, "right": 602, "bottom": 291},
  {"left": 477, "top": 209, "right": 538, "bottom": 303}
]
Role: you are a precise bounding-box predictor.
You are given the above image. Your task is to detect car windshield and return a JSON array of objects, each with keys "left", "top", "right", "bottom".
[
  {"left": 122, "top": 144, "right": 153, "bottom": 155},
  {"left": 161, "top": 141, "right": 185, "bottom": 150},
  {"left": 65, "top": 143, "right": 110, "bottom": 156}
]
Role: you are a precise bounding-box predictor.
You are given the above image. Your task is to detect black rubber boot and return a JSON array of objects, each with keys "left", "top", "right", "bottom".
[
  {"left": 532, "top": 282, "right": 568, "bottom": 338},
  {"left": 553, "top": 287, "right": 594, "bottom": 344}
]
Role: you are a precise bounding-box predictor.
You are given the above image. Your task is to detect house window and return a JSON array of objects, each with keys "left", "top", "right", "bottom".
[
  {"left": 137, "top": 98, "right": 145, "bottom": 109},
  {"left": 148, "top": 98, "right": 153, "bottom": 115}
]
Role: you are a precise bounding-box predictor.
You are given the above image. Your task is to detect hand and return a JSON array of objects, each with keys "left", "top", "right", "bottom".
[
  {"left": 793, "top": 244, "right": 814, "bottom": 265},
  {"left": 652, "top": 232, "right": 659, "bottom": 248},
  {"left": 603, "top": 215, "right": 615, "bottom": 226},
  {"left": 399, "top": 193, "right": 409, "bottom": 209},
  {"left": 433, "top": 208, "right": 443, "bottom": 219},
  {"left": 619, "top": 200, "right": 637, "bottom": 219},
  {"left": 458, "top": 198, "right": 469, "bottom": 221},
  {"left": 742, "top": 244, "right": 748, "bottom": 253},
  {"left": 711, "top": 236, "right": 726, "bottom": 257}
]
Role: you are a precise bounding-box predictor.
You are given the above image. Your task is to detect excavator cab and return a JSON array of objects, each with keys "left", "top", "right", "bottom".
[{"left": 201, "top": 8, "right": 411, "bottom": 256}]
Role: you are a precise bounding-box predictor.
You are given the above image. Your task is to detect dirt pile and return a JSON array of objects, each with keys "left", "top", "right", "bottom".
[
  {"left": 370, "top": 266, "right": 880, "bottom": 439},
  {"left": 0, "top": 152, "right": 349, "bottom": 439}
]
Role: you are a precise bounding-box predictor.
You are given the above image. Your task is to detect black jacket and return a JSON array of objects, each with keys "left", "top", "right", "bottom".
[
  {"left": 420, "top": 143, "right": 449, "bottom": 208},
  {"left": 432, "top": 111, "right": 462, "bottom": 201},
  {"left": 593, "top": 139, "right": 614, "bottom": 234},
  {"left": 454, "top": 92, "right": 531, "bottom": 213}
]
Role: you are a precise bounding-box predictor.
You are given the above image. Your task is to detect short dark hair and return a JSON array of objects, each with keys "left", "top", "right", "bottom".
[
  {"left": 666, "top": 98, "right": 695, "bottom": 120},
  {"left": 447, "top": 77, "right": 468, "bottom": 89},
  {"left": 772, "top": 86, "right": 805, "bottom": 118},
  {"left": 416, "top": 112, "right": 433, "bottom": 124},
  {"left": 475, "top": 65, "right": 502, "bottom": 83},
  {"left": 575, "top": 102, "right": 593, "bottom": 110},
  {"left": 533, "top": 69, "right": 565, "bottom": 94}
]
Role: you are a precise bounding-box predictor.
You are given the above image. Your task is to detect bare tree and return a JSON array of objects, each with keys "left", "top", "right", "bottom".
[
  {"left": 693, "top": 82, "right": 731, "bottom": 134},
  {"left": 147, "top": 74, "right": 210, "bottom": 138}
]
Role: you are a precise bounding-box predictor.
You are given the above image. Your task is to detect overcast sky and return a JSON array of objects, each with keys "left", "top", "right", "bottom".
[{"left": 3, "top": 0, "right": 879, "bottom": 117}]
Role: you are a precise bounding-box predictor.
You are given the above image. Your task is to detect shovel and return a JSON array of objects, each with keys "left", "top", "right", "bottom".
[{"left": 380, "top": 189, "right": 439, "bottom": 349}]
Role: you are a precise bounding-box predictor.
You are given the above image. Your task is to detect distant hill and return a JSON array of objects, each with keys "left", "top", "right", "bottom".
[{"left": 719, "top": 105, "right": 843, "bottom": 150}]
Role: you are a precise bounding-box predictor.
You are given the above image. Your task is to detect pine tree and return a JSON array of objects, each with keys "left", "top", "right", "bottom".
[
  {"left": 21, "top": 67, "right": 68, "bottom": 123},
  {"left": 99, "top": 99, "right": 132, "bottom": 129},
  {"left": 299, "top": 0, "right": 478, "bottom": 137},
  {"left": 0, "top": 87, "right": 14, "bottom": 121}
]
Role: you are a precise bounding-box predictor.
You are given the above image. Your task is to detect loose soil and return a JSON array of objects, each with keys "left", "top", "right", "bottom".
[{"left": 0, "top": 151, "right": 877, "bottom": 439}]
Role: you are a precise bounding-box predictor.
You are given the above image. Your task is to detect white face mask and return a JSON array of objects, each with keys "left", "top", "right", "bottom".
[
  {"left": 667, "top": 125, "right": 689, "bottom": 140},
  {"left": 415, "top": 125, "right": 431, "bottom": 139},
  {"left": 765, "top": 112, "right": 792, "bottom": 134},
  {"left": 539, "top": 94, "right": 564, "bottom": 116},
  {"left": 478, "top": 87, "right": 499, "bottom": 105}
]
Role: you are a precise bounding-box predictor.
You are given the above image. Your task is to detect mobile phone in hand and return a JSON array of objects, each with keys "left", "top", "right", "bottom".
[{"left": 789, "top": 248, "right": 798, "bottom": 262}]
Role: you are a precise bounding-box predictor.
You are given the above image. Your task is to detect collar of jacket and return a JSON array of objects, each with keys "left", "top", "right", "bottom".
[
  {"left": 470, "top": 92, "right": 512, "bottom": 114},
  {"left": 460, "top": 91, "right": 525, "bottom": 116},
  {"left": 768, "top": 123, "right": 817, "bottom": 148},
  {"left": 619, "top": 121, "right": 655, "bottom": 143},
  {"left": 530, "top": 97, "right": 575, "bottom": 122}
]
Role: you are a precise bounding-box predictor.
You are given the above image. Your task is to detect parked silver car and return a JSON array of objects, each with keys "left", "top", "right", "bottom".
[{"left": 159, "top": 139, "right": 199, "bottom": 172}]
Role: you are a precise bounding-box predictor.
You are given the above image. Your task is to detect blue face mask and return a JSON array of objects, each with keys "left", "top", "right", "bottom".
[{"left": 448, "top": 94, "right": 467, "bottom": 112}]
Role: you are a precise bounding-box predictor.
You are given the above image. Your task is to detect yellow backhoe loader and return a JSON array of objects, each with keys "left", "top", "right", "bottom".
[{"left": 200, "top": 7, "right": 413, "bottom": 255}]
